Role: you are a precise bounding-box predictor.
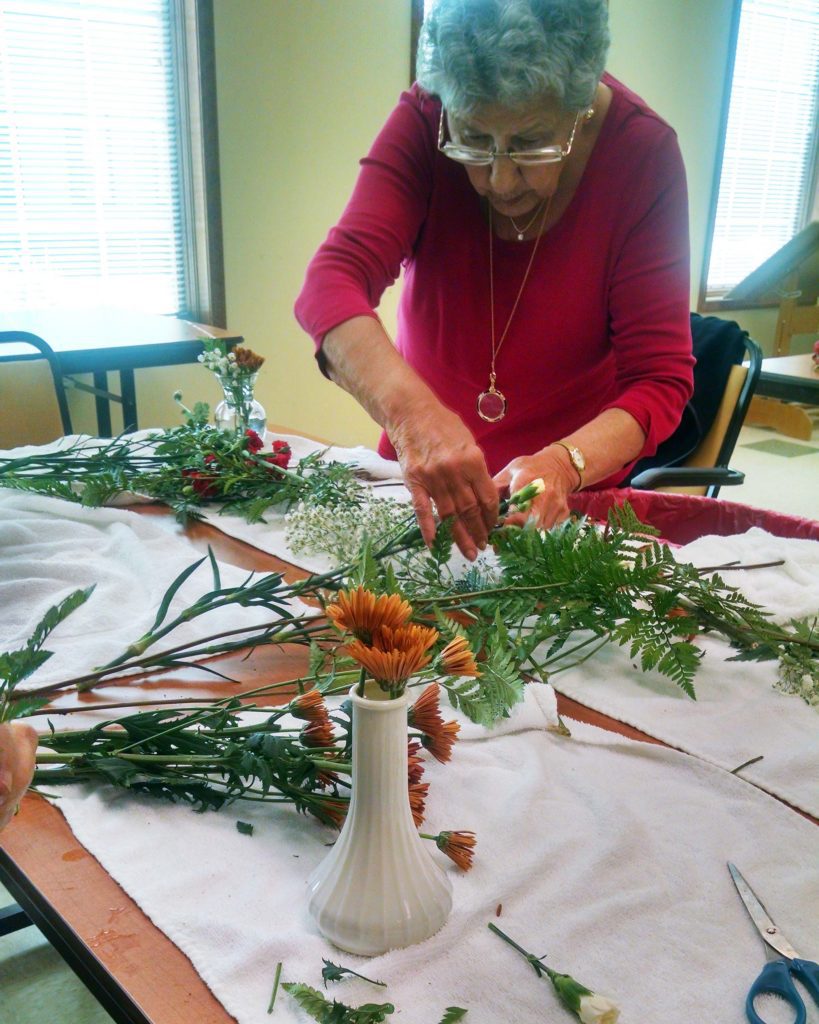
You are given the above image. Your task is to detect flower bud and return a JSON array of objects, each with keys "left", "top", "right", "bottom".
[{"left": 509, "top": 477, "right": 546, "bottom": 512}]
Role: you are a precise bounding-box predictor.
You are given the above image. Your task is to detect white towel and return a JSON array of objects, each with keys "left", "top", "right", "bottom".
[
  {"left": 0, "top": 491, "right": 311, "bottom": 697},
  {"left": 550, "top": 528, "right": 819, "bottom": 818},
  {"left": 43, "top": 686, "right": 819, "bottom": 1024}
]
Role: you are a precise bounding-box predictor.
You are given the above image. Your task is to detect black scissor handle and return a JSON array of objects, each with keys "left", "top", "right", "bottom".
[{"left": 746, "top": 959, "right": 805, "bottom": 1024}]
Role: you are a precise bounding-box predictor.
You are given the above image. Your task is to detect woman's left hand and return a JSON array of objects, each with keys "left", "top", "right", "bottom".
[
  {"left": 493, "top": 446, "right": 578, "bottom": 530},
  {"left": 0, "top": 721, "right": 38, "bottom": 832}
]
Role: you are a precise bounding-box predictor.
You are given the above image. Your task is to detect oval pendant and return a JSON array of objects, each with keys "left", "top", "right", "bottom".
[{"left": 477, "top": 387, "right": 507, "bottom": 422}]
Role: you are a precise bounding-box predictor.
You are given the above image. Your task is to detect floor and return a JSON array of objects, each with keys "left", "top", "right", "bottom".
[
  {"left": 0, "top": 420, "right": 817, "bottom": 1024},
  {"left": 0, "top": 882, "right": 114, "bottom": 1023},
  {"left": 730, "top": 417, "right": 819, "bottom": 520}
]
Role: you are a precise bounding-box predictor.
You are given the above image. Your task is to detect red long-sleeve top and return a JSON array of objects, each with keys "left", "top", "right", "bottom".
[{"left": 295, "top": 74, "right": 694, "bottom": 482}]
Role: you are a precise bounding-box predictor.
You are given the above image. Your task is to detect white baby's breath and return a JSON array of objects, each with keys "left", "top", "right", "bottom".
[{"left": 286, "top": 490, "right": 409, "bottom": 567}]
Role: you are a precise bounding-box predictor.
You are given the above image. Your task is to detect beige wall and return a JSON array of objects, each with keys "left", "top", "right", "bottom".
[
  {"left": 210, "top": 0, "right": 412, "bottom": 447},
  {"left": 2, "top": 0, "right": 789, "bottom": 447}
]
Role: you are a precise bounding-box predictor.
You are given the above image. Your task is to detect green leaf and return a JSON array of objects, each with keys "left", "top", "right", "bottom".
[
  {"left": 4, "top": 695, "right": 49, "bottom": 721},
  {"left": 207, "top": 545, "right": 222, "bottom": 592},
  {"left": 149, "top": 555, "right": 207, "bottom": 632},
  {"left": 444, "top": 638, "right": 524, "bottom": 726},
  {"left": 236, "top": 820, "right": 254, "bottom": 836},
  {"left": 439, "top": 1009, "right": 468, "bottom": 1023},
  {"left": 0, "top": 586, "right": 95, "bottom": 705},
  {"left": 282, "top": 982, "right": 395, "bottom": 1024},
  {"left": 27, "top": 586, "right": 96, "bottom": 651},
  {"left": 321, "top": 960, "right": 386, "bottom": 988}
]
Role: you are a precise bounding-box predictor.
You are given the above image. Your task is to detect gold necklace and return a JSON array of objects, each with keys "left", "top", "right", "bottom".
[
  {"left": 477, "top": 194, "right": 553, "bottom": 423},
  {"left": 507, "top": 199, "right": 546, "bottom": 241}
]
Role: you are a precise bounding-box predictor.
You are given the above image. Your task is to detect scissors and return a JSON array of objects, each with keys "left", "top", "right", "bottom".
[{"left": 728, "top": 862, "right": 819, "bottom": 1024}]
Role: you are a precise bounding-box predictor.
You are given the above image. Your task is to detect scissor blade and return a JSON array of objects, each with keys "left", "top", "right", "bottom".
[{"left": 727, "top": 863, "right": 801, "bottom": 961}]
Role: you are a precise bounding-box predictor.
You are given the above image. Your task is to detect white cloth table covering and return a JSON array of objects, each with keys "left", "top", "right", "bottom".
[
  {"left": 1, "top": 435, "right": 817, "bottom": 814},
  {"left": 1, "top": 435, "right": 818, "bottom": 1022},
  {"left": 549, "top": 529, "right": 819, "bottom": 819},
  {"left": 0, "top": 490, "right": 311, "bottom": 694},
  {"left": 47, "top": 688, "right": 819, "bottom": 1024}
]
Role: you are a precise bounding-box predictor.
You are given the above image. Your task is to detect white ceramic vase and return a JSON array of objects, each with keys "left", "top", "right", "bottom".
[{"left": 307, "top": 683, "right": 452, "bottom": 956}]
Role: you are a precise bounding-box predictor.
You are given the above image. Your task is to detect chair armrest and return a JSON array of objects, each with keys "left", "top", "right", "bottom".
[{"left": 629, "top": 467, "right": 745, "bottom": 490}]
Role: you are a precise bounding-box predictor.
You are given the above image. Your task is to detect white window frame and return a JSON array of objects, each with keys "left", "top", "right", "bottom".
[
  {"left": 0, "top": 0, "right": 225, "bottom": 324},
  {"left": 699, "top": 0, "right": 819, "bottom": 310}
]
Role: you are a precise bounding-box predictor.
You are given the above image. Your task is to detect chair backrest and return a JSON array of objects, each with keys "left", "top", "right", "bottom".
[
  {"left": 626, "top": 314, "right": 763, "bottom": 498},
  {"left": 0, "top": 331, "right": 73, "bottom": 441},
  {"left": 670, "top": 320, "right": 762, "bottom": 497}
]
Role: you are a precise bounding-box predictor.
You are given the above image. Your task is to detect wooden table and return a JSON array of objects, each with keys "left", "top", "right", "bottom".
[
  {"left": 0, "top": 507, "right": 675, "bottom": 1024},
  {"left": 0, "top": 310, "right": 243, "bottom": 436},
  {"left": 747, "top": 352, "right": 819, "bottom": 440}
]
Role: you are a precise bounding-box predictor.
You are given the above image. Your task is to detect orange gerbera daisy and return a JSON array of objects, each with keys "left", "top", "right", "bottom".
[
  {"left": 434, "top": 830, "right": 477, "bottom": 872},
  {"left": 290, "top": 688, "right": 328, "bottom": 723},
  {"left": 301, "top": 717, "right": 335, "bottom": 749},
  {"left": 408, "top": 780, "right": 429, "bottom": 827},
  {"left": 408, "top": 682, "right": 461, "bottom": 764},
  {"left": 407, "top": 739, "right": 425, "bottom": 786},
  {"left": 346, "top": 623, "right": 439, "bottom": 688},
  {"left": 325, "top": 587, "right": 413, "bottom": 641},
  {"left": 440, "top": 635, "right": 481, "bottom": 678},
  {"left": 311, "top": 795, "right": 349, "bottom": 829}
]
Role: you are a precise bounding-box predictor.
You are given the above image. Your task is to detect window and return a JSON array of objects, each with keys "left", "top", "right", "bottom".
[
  {"left": 0, "top": 0, "right": 224, "bottom": 322},
  {"left": 701, "top": 0, "right": 819, "bottom": 304}
]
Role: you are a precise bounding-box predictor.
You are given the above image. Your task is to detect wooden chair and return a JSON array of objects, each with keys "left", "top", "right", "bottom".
[
  {"left": 628, "top": 314, "right": 763, "bottom": 498},
  {"left": 0, "top": 331, "right": 73, "bottom": 439}
]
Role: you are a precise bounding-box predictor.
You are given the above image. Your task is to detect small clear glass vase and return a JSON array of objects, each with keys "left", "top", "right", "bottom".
[{"left": 213, "top": 372, "right": 267, "bottom": 436}]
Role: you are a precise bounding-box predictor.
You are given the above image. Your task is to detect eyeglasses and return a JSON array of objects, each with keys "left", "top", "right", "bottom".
[{"left": 437, "top": 107, "right": 586, "bottom": 167}]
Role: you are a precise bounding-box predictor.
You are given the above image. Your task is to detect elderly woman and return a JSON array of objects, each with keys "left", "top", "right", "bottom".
[
  {"left": 0, "top": 721, "right": 37, "bottom": 831},
  {"left": 295, "top": 0, "right": 693, "bottom": 559}
]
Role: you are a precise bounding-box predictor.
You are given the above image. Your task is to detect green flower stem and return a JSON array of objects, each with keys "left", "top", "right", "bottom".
[
  {"left": 267, "top": 962, "right": 283, "bottom": 1015},
  {"left": 36, "top": 752, "right": 227, "bottom": 766},
  {"left": 20, "top": 617, "right": 332, "bottom": 700},
  {"left": 305, "top": 758, "right": 351, "bottom": 773},
  {"left": 487, "top": 923, "right": 547, "bottom": 977},
  {"left": 545, "top": 636, "right": 613, "bottom": 676}
]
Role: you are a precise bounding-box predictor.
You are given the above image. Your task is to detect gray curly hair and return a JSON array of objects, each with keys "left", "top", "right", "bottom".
[{"left": 416, "top": 0, "right": 610, "bottom": 115}]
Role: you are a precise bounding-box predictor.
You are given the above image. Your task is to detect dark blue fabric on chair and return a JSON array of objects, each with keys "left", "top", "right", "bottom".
[{"left": 623, "top": 313, "right": 749, "bottom": 483}]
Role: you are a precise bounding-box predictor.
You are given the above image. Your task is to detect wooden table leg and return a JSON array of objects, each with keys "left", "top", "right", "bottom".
[{"left": 744, "top": 395, "right": 813, "bottom": 440}]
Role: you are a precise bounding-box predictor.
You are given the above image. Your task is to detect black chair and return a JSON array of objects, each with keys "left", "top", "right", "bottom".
[
  {"left": 627, "top": 313, "right": 763, "bottom": 499},
  {"left": 0, "top": 330, "right": 73, "bottom": 436}
]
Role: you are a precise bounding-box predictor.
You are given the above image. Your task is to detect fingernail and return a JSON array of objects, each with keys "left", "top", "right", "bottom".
[{"left": 466, "top": 547, "right": 478, "bottom": 561}]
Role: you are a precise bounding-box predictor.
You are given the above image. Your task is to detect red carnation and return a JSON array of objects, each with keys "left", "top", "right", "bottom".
[
  {"left": 244, "top": 429, "right": 264, "bottom": 453},
  {"left": 181, "top": 468, "right": 219, "bottom": 499},
  {"left": 264, "top": 440, "right": 291, "bottom": 470}
]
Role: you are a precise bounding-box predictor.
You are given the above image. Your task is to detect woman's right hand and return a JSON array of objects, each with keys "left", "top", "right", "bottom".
[
  {"left": 389, "top": 401, "right": 499, "bottom": 560},
  {"left": 0, "top": 721, "right": 38, "bottom": 832}
]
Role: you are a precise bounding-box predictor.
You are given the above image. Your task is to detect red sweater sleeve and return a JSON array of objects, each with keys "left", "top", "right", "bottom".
[
  {"left": 600, "top": 124, "right": 694, "bottom": 456},
  {"left": 294, "top": 87, "right": 436, "bottom": 351}
]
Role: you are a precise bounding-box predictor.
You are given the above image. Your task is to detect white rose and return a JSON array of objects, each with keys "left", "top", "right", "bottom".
[{"left": 578, "top": 993, "right": 620, "bottom": 1024}]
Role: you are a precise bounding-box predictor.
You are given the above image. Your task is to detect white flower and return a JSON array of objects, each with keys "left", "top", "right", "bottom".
[{"left": 578, "top": 993, "right": 620, "bottom": 1024}]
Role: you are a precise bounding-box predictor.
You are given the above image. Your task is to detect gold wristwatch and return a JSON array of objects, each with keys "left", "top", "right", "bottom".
[{"left": 551, "top": 441, "right": 585, "bottom": 490}]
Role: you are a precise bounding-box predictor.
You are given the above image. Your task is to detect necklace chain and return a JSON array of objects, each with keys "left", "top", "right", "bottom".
[
  {"left": 478, "top": 195, "right": 553, "bottom": 422},
  {"left": 507, "top": 199, "right": 546, "bottom": 241},
  {"left": 488, "top": 194, "right": 552, "bottom": 374}
]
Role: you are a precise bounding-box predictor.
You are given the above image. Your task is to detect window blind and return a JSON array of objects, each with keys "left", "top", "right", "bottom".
[
  {"left": 0, "top": 0, "right": 185, "bottom": 313},
  {"left": 706, "top": 0, "right": 819, "bottom": 296}
]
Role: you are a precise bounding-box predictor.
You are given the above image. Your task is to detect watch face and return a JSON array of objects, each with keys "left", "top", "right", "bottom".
[{"left": 571, "top": 446, "right": 586, "bottom": 471}]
